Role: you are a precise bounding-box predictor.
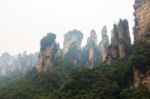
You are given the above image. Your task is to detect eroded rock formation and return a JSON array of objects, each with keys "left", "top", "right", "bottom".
[
  {"left": 132, "top": 0, "right": 150, "bottom": 90},
  {"left": 110, "top": 19, "right": 131, "bottom": 59},
  {"left": 83, "top": 30, "right": 100, "bottom": 67},
  {"left": 99, "top": 26, "right": 111, "bottom": 64},
  {"left": 0, "top": 52, "right": 37, "bottom": 76},
  {"left": 133, "top": 68, "right": 150, "bottom": 90},
  {"left": 110, "top": 24, "right": 119, "bottom": 59},
  {"left": 134, "top": 0, "right": 150, "bottom": 43},
  {"left": 36, "top": 33, "right": 59, "bottom": 72},
  {"left": 118, "top": 19, "right": 131, "bottom": 58},
  {"left": 0, "top": 53, "right": 13, "bottom": 76},
  {"left": 63, "top": 29, "right": 83, "bottom": 65}
]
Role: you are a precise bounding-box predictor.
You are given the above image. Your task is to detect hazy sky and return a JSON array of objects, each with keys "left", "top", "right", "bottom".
[{"left": 0, "top": 0, "right": 134, "bottom": 55}]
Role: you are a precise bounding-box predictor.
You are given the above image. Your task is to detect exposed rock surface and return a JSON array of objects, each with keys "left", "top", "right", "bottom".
[
  {"left": 110, "top": 24, "right": 119, "bottom": 59},
  {"left": 118, "top": 19, "right": 131, "bottom": 58},
  {"left": 82, "top": 30, "right": 100, "bottom": 67},
  {"left": 63, "top": 29, "right": 83, "bottom": 65},
  {"left": 133, "top": 68, "right": 150, "bottom": 90},
  {"left": 0, "top": 53, "right": 14, "bottom": 76},
  {"left": 0, "top": 52, "right": 37, "bottom": 76},
  {"left": 36, "top": 33, "right": 59, "bottom": 72},
  {"left": 110, "top": 19, "right": 131, "bottom": 59},
  {"left": 133, "top": 0, "right": 150, "bottom": 90},
  {"left": 99, "top": 26, "right": 111, "bottom": 64},
  {"left": 134, "top": 0, "right": 150, "bottom": 43}
]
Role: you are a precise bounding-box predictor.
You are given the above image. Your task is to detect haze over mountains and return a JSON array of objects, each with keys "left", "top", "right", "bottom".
[
  {"left": 0, "top": 0, "right": 150, "bottom": 99},
  {"left": 0, "top": 18, "right": 132, "bottom": 76},
  {"left": 0, "top": 0, "right": 134, "bottom": 54}
]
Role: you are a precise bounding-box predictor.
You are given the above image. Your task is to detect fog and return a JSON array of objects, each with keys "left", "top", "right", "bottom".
[{"left": 0, "top": 0, "right": 134, "bottom": 55}]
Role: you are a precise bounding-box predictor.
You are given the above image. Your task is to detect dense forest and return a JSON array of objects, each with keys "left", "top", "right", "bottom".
[
  {"left": 0, "top": 42, "right": 149, "bottom": 99},
  {"left": 0, "top": 0, "right": 150, "bottom": 99}
]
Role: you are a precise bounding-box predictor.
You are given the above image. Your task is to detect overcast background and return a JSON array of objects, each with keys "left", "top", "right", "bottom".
[{"left": 0, "top": 0, "right": 134, "bottom": 55}]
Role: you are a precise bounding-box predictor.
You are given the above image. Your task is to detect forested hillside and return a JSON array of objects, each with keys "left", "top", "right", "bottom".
[{"left": 0, "top": 42, "right": 149, "bottom": 99}]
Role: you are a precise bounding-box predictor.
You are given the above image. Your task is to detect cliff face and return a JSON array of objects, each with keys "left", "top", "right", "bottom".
[
  {"left": 110, "top": 24, "right": 119, "bottom": 59},
  {"left": 0, "top": 53, "right": 13, "bottom": 75},
  {"left": 63, "top": 30, "right": 83, "bottom": 65},
  {"left": 35, "top": 19, "right": 131, "bottom": 71},
  {"left": 134, "top": 0, "right": 150, "bottom": 43},
  {"left": 132, "top": 0, "right": 150, "bottom": 89},
  {"left": 0, "top": 52, "right": 37, "bottom": 76},
  {"left": 83, "top": 30, "right": 100, "bottom": 67},
  {"left": 36, "top": 33, "right": 59, "bottom": 72},
  {"left": 133, "top": 68, "right": 150, "bottom": 90},
  {"left": 110, "top": 19, "right": 131, "bottom": 59},
  {"left": 118, "top": 19, "right": 131, "bottom": 58},
  {"left": 99, "top": 26, "right": 111, "bottom": 64},
  {"left": 11, "top": 52, "right": 38, "bottom": 73}
]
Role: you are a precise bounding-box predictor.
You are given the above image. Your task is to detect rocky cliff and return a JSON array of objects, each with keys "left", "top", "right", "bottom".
[
  {"left": 110, "top": 24, "right": 119, "bottom": 59},
  {"left": 132, "top": 43, "right": 150, "bottom": 90},
  {"left": 132, "top": 0, "right": 150, "bottom": 90},
  {"left": 99, "top": 26, "right": 111, "bottom": 64},
  {"left": 133, "top": 68, "right": 150, "bottom": 90},
  {"left": 35, "top": 19, "right": 132, "bottom": 70},
  {"left": 0, "top": 52, "right": 37, "bottom": 76},
  {"left": 0, "top": 53, "right": 14, "bottom": 76},
  {"left": 134, "top": 0, "right": 150, "bottom": 43},
  {"left": 118, "top": 19, "right": 131, "bottom": 58},
  {"left": 110, "top": 19, "right": 131, "bottom": 59},
  {"left": 36, "top": 33, "right": 60, "bottom": 72},
  {"left": 63, "top": 29, "right": 83, "bottom": 65},
  {"left": 82, "top": 30, "right": 100, "bottom": 67}
]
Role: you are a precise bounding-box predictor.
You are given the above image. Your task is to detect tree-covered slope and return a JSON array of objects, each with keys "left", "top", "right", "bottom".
[{"left": 0, "top": 43, "right": 150, "bottom": 99}]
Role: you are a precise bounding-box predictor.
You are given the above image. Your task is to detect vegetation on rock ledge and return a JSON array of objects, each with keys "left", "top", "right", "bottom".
[{"left": 0, "top": 43, "right": 150, "bottom": 99}]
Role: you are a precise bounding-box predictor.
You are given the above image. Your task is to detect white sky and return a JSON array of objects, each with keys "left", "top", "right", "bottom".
[{"left": 0, "top": 0, "right": 134, "bottom": 55}]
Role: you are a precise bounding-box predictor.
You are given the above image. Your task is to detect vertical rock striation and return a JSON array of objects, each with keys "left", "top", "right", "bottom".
[
  {"left": 63, "top": 29, "right": 83, "bottom": 65},
  {"left": 36, "top": 33, "right": 59, "bottom": 72},
  {"left": 133, "top": 0, "right": 150, "bottom": 90},
  {"left": 118, "top": 19, "right": 131, "bottom": 58},
  {"left": 110, "top": 24, "right": 119, "bottom": 59},
  {"left": 99, "top": 26, "right": 111, "bottom": 64},
  {"left": 0, "top": 52, "right": 38, "bottom": 76},
  {"left": 110, "top": 19, "right": 131, "bottom": 59},
  {"left": 83, "top": 30, "right": 99, "bottom": 67},
  {"left": 134, "top": 0, "right": 150, "bottom": 43},
  {"left": 133, "top": 68, "right": 150, "bottom": 90}
]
